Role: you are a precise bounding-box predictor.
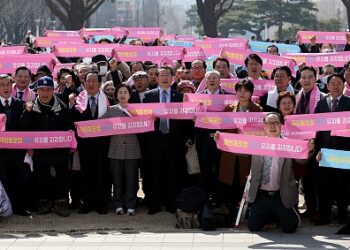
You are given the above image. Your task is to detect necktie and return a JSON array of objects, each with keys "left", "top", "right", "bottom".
[
  {"left": 17, "top": 91, "right": 24, "bottom": 100},
  {"left": 331, "top": 99, "right": 338, "bottom": 112},
  {"left": 159, "top": 91, "right": 168, "bottom": 134},
  {"left": 262, "top": 157, "right": 273, "bottom": 185},
  {"left": 4, "top": 100, "right": 9, "bottom": 109},
  {"left": 90, "top": 96, "right": 97, "bottom": 118}
]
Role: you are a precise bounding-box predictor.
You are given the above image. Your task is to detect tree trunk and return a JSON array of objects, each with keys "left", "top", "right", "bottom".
[
  {"left": 277, "top": 20, "right": 283, "bottom": 41},
  {"left": 202, "top": 18, "right": 218, "bottom": 37}
]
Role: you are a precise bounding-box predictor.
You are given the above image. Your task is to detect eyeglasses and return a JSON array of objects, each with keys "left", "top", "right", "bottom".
[
  {"left": 191, "top": 67, "right": 204, "bottom": 71},
  {"left": 264, "top": 121, "right": 281, "bottom": 126},
  {"left": 0, "top": 83, "right": 11, "bottom": 88}
]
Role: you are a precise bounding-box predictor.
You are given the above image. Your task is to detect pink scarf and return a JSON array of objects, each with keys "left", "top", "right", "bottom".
[
  {"left": 344, "top": 82, "right": 350, "bottom": 96},
  {"left": 294, "top": 85, "right": 321, "bottom": 114},
  {"left": 75, "top": 90, "right": 110, "bottom": 118},
  {"left": 11, "top": 83, "right": 36, "bottom": 102}
]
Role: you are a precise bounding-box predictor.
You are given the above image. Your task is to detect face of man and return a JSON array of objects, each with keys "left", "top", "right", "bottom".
[
  {"left": 205, "top": 73, "right": 220, "bottom": 93},
  {"left": 15, "top": 69, "right": 31, "bottom": 90},
  {"left": 267, "top": 46, "right": 278, "bottom": 55},
  {"left": 264, "top": 114, "right": 282, "bottom": 138},
  {"left": 191, "top": 60, "right": 206, "bottom": 81},
  {"left": 134, "top": 78, "right": 148, "bottom": 92},
  {"left": 158, "top": 68, "right": 173, "bottom": 90},
  {"left": 274, "top": 69, "right": 290, "bottom": 92},
  {"left": 247, "top": 59, "right": 262, "bottom": 79},
  {"left": 131, "top": 63, "right": 144, "bottom": 74},
  {"left": 147, "top": 68, "right": 158, "bottom": 85},
  {"left": 77, "top": 66, "right": 89, "bottom": 84},
  {"left": 0, "top": 77, "right": 12, "bottom": 99},
  {"left": 37, "top": 87, "right": 54, "bottom": 104},
  {"left": 214, "top": 60, "right": 230, "bottom": 78},
  {"left": 85, "top": 73, "right": 101, "bottom": 96},
  {"left": 323, "top": 66, "right": 335, "bottom": 76},
  {"left": 300, "top": 69, "right": 316, "bottom": 93},
  {"left": 327, "top": 76, "right": 344, "bottom": 99}
]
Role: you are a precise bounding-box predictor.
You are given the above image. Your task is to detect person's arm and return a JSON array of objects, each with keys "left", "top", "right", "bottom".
[{"left": 345, "top": 33, "right": 350, "bottom": 51}]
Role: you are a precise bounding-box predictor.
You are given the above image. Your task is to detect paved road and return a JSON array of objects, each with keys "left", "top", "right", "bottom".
[{"left": 0, "top": 207, "right": 349, "bottom": 249}]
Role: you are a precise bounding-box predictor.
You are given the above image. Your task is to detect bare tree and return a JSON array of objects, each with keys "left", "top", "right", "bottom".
[
  {"left": 0, "top": 0, "right": 51, "bottom": 44},
  {"left": 342, "top": 0, "right": 350, "bottom": 30},
  {"left": 196, "top": 0, "right": 234, "bottom": 37},
  {"left": 45, "top": 0, "right": 106, "bottom": 30}
]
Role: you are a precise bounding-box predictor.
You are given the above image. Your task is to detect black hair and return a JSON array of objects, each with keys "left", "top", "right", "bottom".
[
  {"left": 115, "top": 83, "right": 132, "bottom": 100},
  {"left": 234, "top": 78, "right": 254, "bottom": 93},
  {"left": 244, "top": 54, "right": 263, "bottom": 67},
  {"left": 327, "top": 73, "right": 346, "bottom": 84},
  {"left": 158, "top": 66, "right": 174, "bottom": 76},
  {"left": 15, "top": 66, "right": 31, "bottom": 76},
  {"left": 272, "top": 66, "right": 292, "bottom": 78},
  {"left": 213, "top": 57, "right": 230, "bottom": 69},
  {"left": 300, "top": 66, "right": 317, "bottom": 78},
  {"left": 84, "top": 71, "right": 101, "bottom": 83},
  {"left": 266, "top": 44, "right": 279, "bottom": 54}
]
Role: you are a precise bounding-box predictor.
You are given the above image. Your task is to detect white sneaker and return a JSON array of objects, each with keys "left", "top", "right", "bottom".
[
  {"left": 115, "top": 207, "right": 124, "bottom": 215},
  {"left": 127, "top": 208, "right": 135, "bottom": 216}
]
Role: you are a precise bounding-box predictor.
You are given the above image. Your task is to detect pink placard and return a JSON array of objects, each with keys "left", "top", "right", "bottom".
[
  {"left": 202, "top": 48, "right": 222, "bottom": 58},
  {"left": 284, "top": 112, "right": 350, "bottom": 131},
  {"left": 126, "top": 103, "right": 200, "bottom": 120},
  {"left": 0, "top": 46, "right": 26, "bottom": 55},
  {"left": 75, "top": 115, "right": 154, "bottom": 138},
  {"left": 194, "top": 38, "right": 248, "bottom": 50},
  {"left": 182, "top": 47, "right": 207, "bottom": 62},
  {"left": 221, "top": 48, "right": 296, "bottom": 74},
  {"left": 184, "top": 93, "right": 238, "bottom": 111},
  {"left": 297, "top": 31, "right": 346, "bottom": 45},
  {"left": 282, "top": 51, "right": 350, "bottom": 68},
  {"left": 216, "top": 132, "right": 309, "bottom": 159},
  {"left": 34, "top": 37, "right": 84, "bottom": 47},
  {"left": 52, "top": 44, "right": 116, "bottom": 57},
  {"left": 331, "top": 129, "right": 350, "bottom": 137},
  {"left": 52, "top": 63, "right": 75, "bottom": 78},
  {"left": 220, "top": 79, "right": 275, "bottom": 96},
  {"left": 0, "top": 114, "right": 5, "bottom": 132},
  {"left": 79, "top": 28, "right": 127, "bottom": 40},
  {"left": 123, "top": 27, "right": 162, "bottom": 41},
  {"left": 0, "top": 131, "right": 77, "bottom": 149},
  {"left": 44, "top": 30, "right": 80, "bottom": 38},
  {"left": 195, "top": 112, "right": 266, "bottom": 129},
  {"left": 161, "top": 34, "right": 176, "bottom": 41},
  {"left": 0, "top": 54, "right": 56, "bottom": 74},
  {"left": 112, "top": 45, "right": 185, "bottom": 62},
  {"left": 176, "top": 35, "right": 196, "bottom": 42},
  {"left": 240, "top": 126, "right": 316, "bottom": 140}
]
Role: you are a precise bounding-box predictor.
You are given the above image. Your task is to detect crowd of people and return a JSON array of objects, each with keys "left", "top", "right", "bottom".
[{"left": 0, "top": 33, "right": 350, "bottom": 234}]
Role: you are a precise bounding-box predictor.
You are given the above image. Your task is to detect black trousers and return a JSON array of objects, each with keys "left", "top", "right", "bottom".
[
  {"left": 34, "top": 159, "right": 69, "bottom": 201},
  {"left": 147, "top": 132, "right": 180, "bottom": 210},
  {"left": 316, "top": 167, "right": 350, "bottom": 222},
  {"left": 0, "top": 152, "right": 32, "bottom": 212},
  {"left": 79, "top": 142, "right": 111, "bottom": 210},
  {"left": 196, "top": 133, "right": 221, "bottom": 195},
  {"left": 248, "top": 191, "right": 300, "bottom": 233}
]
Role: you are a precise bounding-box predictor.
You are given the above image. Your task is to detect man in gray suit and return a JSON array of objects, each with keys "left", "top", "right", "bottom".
[{"left": 247, "top": 112, "right": 315, "bottom": 233}]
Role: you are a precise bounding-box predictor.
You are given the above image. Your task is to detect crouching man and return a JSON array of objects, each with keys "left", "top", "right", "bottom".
[{"left": 247, "top": 112, "right": 314, "bottom": 233}]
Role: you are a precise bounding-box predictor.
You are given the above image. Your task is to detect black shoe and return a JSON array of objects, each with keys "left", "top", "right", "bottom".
[
  {"left": 147, "top": 208, "right": 161, "bottom": 215},
  {"left": 68, "top": 201, "right": 82, "bottom": 210},
  {"left": 96, "top": 208, "right": 108, "bottom": 215},
  {"left": 166, "top": 206, "right": 176, "bottom": 214},
  {"left": 78, "top": 204, "right": 92, "bottom": 214},
  {"left": 54, "top": 199, "right": 70, "bottom": 217},
  {"left": 336, "top": 225, "right": 350, "bottom": 235},
  {"left": 37, "top": 199, "right": 53, "bottom": 215},
  {"left": 313, "top": 218, "right": 331, "bottom": 226}
]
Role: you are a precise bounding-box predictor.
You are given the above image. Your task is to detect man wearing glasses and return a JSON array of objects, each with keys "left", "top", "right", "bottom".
[
  {"left": 247, "top": 112, "right": 314, "bottom": 233},
  {"left": 190, "top": 59, "right": 206, "bottom": 89}
]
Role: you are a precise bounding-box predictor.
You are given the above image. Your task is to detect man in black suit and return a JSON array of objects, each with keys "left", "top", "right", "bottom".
[
  {"left": 129, "top": 71, "right": 149, "bottom": 104},
  {"left": 72, "top": 71, "right": 115, "bottom": 214},
  {"left": 195, "top": 70, "right": 228, "bottom": 203},
  {"left": 143, "top": 66, "right": 187, "bottom": 214},
  {"left": 315, "top": 73, "right": 350, "bottom": 225},
  {"left": 0, "top": 74, "right": 32, "bottom": 216}
]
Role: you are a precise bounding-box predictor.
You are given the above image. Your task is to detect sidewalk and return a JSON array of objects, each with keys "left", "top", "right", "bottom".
[{"left": 0, "top": 207, "right": 349, "bottom": 249}]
